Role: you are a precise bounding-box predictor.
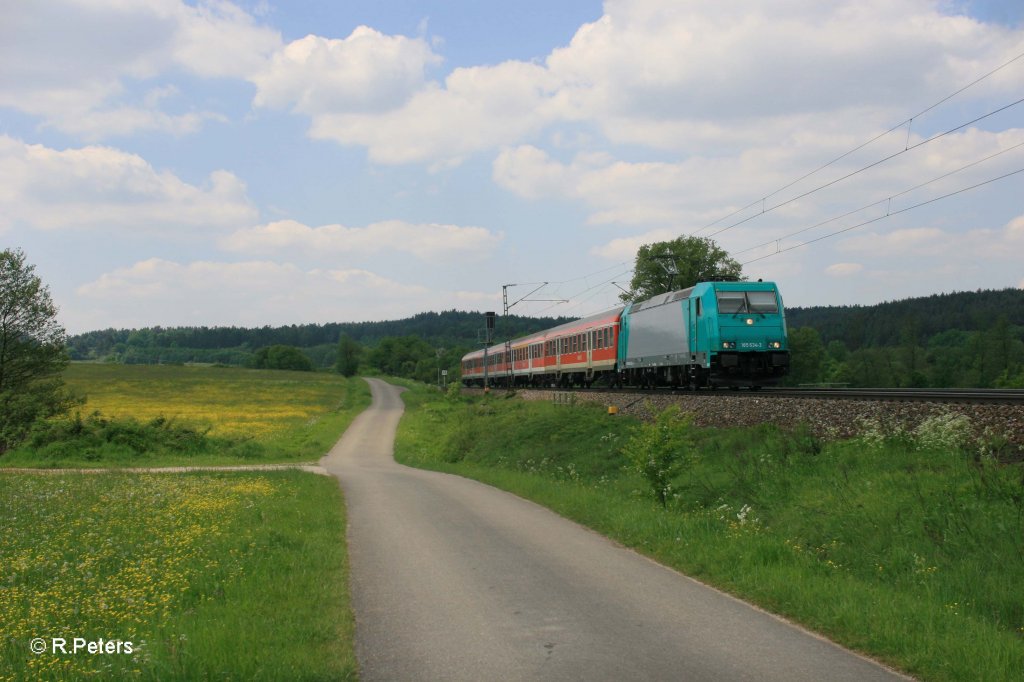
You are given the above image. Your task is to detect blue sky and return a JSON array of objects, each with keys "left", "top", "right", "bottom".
[{"left": 2, "top": 0, "right": 1022, "bottom": 334}]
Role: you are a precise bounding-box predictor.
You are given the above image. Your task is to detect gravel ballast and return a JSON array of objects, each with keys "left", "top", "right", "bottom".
[{"left": 506, "top": 389, "right": 1024, "bottom": 449}]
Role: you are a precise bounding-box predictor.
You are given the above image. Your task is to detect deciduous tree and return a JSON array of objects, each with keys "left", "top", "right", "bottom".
[
  {"left": 335, "top": 334, "right": 361, "bottom": 377},
  {"left": 0, "top": 249, "right": 75, "bottom": 452},
  {"left": 620, "top": 236, "right": 742, "bottom": 303}
]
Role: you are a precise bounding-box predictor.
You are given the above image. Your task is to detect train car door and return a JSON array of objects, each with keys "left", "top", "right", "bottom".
[{"left": 689, "top": 297, "right": 699, "bottom": 359}]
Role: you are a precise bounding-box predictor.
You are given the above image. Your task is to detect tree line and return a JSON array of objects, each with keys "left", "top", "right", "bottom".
[{"left": 67, "top": 310, "right": 569, "bottom": 369}]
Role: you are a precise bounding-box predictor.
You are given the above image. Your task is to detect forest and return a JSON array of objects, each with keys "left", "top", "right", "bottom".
[
  {"left": 66, "top": 288, "right": 1024, "bottom": 388},
  {"left": 783, "top": 288, "right": 1024, "bottom": 388},
  {"left": 66, "top": 311, "right": 569, "bottom": 383}
]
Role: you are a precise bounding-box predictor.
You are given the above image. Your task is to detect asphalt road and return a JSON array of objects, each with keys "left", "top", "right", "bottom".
[{"left": 320, "top": 378, "right": 908, "bottom": 681}]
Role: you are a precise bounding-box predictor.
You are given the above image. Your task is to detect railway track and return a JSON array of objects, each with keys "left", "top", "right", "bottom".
[
  {"left": 761, "top": 387, "right": 1024, "bottom": 404},
  {"left": 483, "top": 385, "right": 1024, "bottom": 405}
]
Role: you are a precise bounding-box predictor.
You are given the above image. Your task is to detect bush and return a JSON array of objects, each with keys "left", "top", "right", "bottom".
[
  {"left": 621, "top": 405, "right": 695, "bottom": 507},
  {"left": 19, "top": 411, "right": 229, "bottom": 462},
  {"left": 250, "top": 345, "right": 314, "bottom": 371}
]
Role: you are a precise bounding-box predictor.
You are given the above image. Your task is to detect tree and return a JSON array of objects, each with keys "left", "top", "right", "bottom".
[
  {"left": 0, "top": 249, "right": 75, "bottom": 452},
  {"left": 620, "top": 236, "right": 742, "bottom": 303},
  {"left": 336, "top": 334, "right": 361, "bottom": 377},
  {"left": 784, "top": 327, "right": 825, "bottom": 386}
]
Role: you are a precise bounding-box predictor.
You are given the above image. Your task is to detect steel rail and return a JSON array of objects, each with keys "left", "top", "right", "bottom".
[{"left": 487, "top": 385, "right": 1024, "bottom": 405}]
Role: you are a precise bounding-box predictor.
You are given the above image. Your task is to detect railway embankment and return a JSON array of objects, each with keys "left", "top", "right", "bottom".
[{"left": 510, "top": 389, "right": 1024, "bottom": 449}]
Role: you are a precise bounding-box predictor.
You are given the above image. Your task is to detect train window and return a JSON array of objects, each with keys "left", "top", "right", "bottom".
[
  {"left": 716, "top": 290, "right": 779, "bottom": 314},
  {"left": 747, "top": 291, "right": 779, "bottom": 313},
  {"left": 716, "top": 291, "right": 746, "bottom": 313},
  {"left": 582, "top": 333, "right": 588, "bottom": 351},
  {"left": 695, "top": 299, "right": 702, "bottom": 317}
]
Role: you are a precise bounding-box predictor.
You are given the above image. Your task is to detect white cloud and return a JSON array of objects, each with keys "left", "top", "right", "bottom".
[
  {"left": 0, "top": 1, "right": 280, "bottom": 138},
  {"left": 542, "top": 0, "right": 1020, "bottom": 147},
  {"left": 252, "top": 28, "right": 441, "bottom": 115},
  {"left": 838, "top": 227, "right": 945, "bottom": 255},
  {"left": 307, "top": 60, "right": 562, "bottom": 165},
  {"left": 221, "top": 219, "right": 503, "bottom": 260},
  {"left": 252, "top": 0, "right": 1023, "bottom": 165},
  {"left": 589, "top": 230, "right": 675, "bottom": 260},
  {"left": 825, "top": 263, "right": 865, "bottom": 277},
  {"left": 72, "top": 258, "right": 494, "bottom": 329},
  {"left": 0, "top": 136, "right": 257, "bottom": 232},
  {"left": 494, "top": 144, "right": 793, "bottom": 229},
  {"left": 1005, "top": 214, "right": 1024, "bottom": 241}
]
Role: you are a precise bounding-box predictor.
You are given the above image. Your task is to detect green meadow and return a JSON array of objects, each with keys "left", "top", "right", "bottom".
[
  {"left": 0, "top": 471, "right": 355, "bottom": 681},
  {"left": 1, "top": 364, "right": 363, "bottom": 679},
  {"left": 395, "top": 385, "right": 1024, "bottom": 682}
]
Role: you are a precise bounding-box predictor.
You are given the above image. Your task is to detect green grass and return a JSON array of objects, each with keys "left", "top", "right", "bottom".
[
  {"left": 394, "top": 385, "right": 1024, "bottom": 682},
  {"left": 0, "top": 470, "right": 355, "bottom": 681},
  {"left": 1, "top": 364, "right": 370, "bottom": 467}
]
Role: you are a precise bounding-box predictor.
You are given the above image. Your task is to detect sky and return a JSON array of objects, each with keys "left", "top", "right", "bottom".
[{"left": 2, "top": 0, "right": 1023, "bottom": 335}]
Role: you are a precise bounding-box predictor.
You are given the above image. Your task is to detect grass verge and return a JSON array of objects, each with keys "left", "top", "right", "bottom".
[
  {"left": 1, "top": 364, "right": 370, "bottom": 467},
  {"left": 394, "top": 384, "right": 1024, "bottom": 682},
  {"left": 0, "top": 470, "right": 355, "bottom": 681}
]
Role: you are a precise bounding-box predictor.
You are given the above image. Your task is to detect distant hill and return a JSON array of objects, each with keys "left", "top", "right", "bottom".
[
  {"left": 67, "top": 310, "right": 572, "bottom": 367},
  {"left": 785, "top": 288, "right": 1024, "bottom": 350}
]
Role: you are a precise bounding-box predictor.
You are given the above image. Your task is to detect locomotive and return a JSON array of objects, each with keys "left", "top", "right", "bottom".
[{"left": 461, "top": 280, "right": 789, "bottom": 389}]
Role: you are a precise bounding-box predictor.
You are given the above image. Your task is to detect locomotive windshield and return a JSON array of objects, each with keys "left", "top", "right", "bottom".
[{"left": 716, "top": 290, "right": 779, "bottom": 314}]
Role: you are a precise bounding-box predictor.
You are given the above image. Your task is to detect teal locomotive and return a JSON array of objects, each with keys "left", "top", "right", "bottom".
[{"left": 461, "top": 280, "right": 790, "bottom": 389}]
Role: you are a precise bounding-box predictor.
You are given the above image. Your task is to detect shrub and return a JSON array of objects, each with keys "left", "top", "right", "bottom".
[
  {"left": 621, "top": 405, "right": 695, "bottom": 507},
  {"left": 250, "top": 345, "right": 314, "bottom": 371}
]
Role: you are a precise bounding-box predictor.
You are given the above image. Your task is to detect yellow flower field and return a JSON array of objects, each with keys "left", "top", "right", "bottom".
[
  {"left": 63, "top": 363, "right": 355, "bottom": 439},
  {"left": 0, "top": 471, "right": 355, "bottom": 680},
  {"left": 1, "top": 474, "right": 276, "bottom": 679}
]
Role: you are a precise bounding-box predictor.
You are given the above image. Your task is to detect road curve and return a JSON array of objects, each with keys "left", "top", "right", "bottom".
[{"left": 320, "top": 378, "right": 908, "bottom": 681}]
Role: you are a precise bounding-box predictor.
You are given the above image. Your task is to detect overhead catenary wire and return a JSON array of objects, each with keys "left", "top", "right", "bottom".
[
  {"left": 532, "top": 267, "right": 635, "bottom": 316},
  {"left": 740, "top": 165, "right": 1024, "bottom": 265},
  {"left": 733, "top": 139, "right": 1024, "bottom": 256},
  {"left": 705, "top": 95, "right": 1024, "bottom": 239},
  {"left": 693, "top": 48, "right": 1024, "bottom": 235}
]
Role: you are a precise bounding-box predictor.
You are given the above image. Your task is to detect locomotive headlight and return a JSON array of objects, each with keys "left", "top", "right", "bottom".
[
  {"left": 722, "top": 341, "right": 736, "bottom": 349},
  {"left": 770, "top": 341, "right": 782, "bottom": 349},
  {"left": 746, "top": 318, "right": 754, "bottom": 325}
]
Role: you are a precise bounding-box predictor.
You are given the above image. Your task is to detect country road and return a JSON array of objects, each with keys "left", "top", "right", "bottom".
[{"left": 320, "top": 378, "right": 908, "bottom": 681}]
